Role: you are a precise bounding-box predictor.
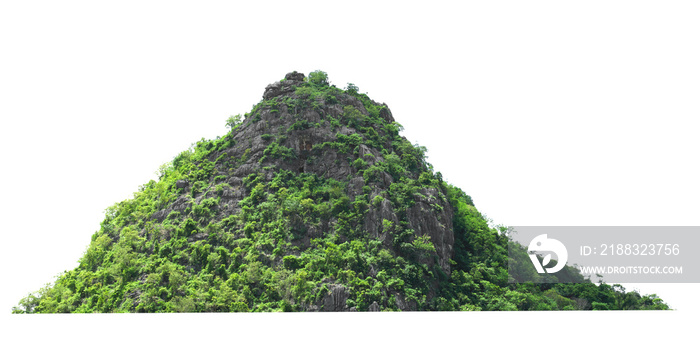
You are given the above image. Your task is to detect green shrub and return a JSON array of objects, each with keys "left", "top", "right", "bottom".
[
  {"left": 308, "top": 70, "right": 328, "bottom": 86},
  {"left": 225, "top": 114, "right": 242, "bottom": 130},
  {"left": 346, "top": 83, "right": 359, "bottom": 95},
  {"left": 190, "top": 181, "right": 207, "bottom": 196},
  {"left": 325, "top": 93, "right": 338, "bottom": 104},
  {"left": 372, "top": 194, "right": 384, "bottom": 207},
  {"left": 352, "top": 158, "right": 367, "bottom": 170},
  {"left": 342, "top": 105, "right": 364, "bottom": 128},
  {"left": 282, "top": 255, "right": 302, "bottom": 270},
  {"left": 287, "top": 119, "right": 313, "bottom": 132},
  {"left": 260, "top": 142, "right": 296, "bottom": 163}
]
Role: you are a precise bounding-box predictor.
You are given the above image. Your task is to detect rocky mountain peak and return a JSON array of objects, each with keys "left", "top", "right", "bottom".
[
  {"left": 13, "top": 71, "right": 668, "bottom": 314},
  {"left": 263, "top": 71, "right": 306, "bottom": 100},
  {"left": 221, "top": 71, "right": 454, "bottom": 278}
]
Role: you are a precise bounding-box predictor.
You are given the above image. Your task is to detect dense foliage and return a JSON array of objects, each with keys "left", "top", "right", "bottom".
[{"left": 13, "top": 72, "right": 669, "bottom": 313}]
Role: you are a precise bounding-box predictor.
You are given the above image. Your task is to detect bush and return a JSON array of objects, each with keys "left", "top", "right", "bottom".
[
  {"left": 342, "top": 105, "right": 364, "bottom": 128},
  {"left": 352, "top": 158, "right": 367, "bottom": 170},
  {"left": 282, "top": 255, "right": 302, "bottom": 270},
  {"left": 287, "top": 119, "right": 313, "bottom": 132},
  {"left": 346, "top": 83, "right": 359, "bottom": 95},
  {"left": 225, "top": 114, "right": 242, "bottom": 130},
  {"left": 309, "top": 70, "right": 328, "bottom": 86},
  {"left": 260, "top": 142, "right": 296, "bottom": 163},
  {"left": 190, "top": 181, "right": 207, "bottom": 196}
]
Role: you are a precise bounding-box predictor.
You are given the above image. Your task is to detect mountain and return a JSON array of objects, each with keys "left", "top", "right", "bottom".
[{"left": 13, "top": 71, "right": 669, "bottom": 312}]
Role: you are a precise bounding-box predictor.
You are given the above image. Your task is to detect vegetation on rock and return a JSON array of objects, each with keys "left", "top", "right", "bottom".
[{"left": 13, "top": 71, "right": 669, "bottom": 313}]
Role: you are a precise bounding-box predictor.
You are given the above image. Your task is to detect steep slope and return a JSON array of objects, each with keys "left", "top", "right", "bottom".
[{"left": 13, "top": 71, "right": 669, "bottom": 312}]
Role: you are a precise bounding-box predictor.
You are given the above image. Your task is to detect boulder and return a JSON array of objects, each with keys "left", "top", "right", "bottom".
[{"left": 176, "top": 180, "right": 188, "bottom": 188}]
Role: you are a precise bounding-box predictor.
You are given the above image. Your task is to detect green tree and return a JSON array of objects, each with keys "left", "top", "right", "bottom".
[
  {"left": 346, "top": 83, "right": 359, "bottom": 94},
  {"left": 225, "top": 114, "right": 242, "bottom": 130},
  {"left": 309, "top": 70, "right": 328, "bottom": 86}
]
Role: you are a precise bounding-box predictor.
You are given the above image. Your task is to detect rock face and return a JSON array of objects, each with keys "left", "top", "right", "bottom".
[
  {"left": 322, "top": 284, "right": 352, "bottom": 312},
  {"left": 263, "top": 72, "right": 306, "bottom": 100},
  {"left": 176, "top": 180, "right": 188, "bottom": 188},
  {"left": 204, "top": 72, "right": 456, "bottom": 309},
  {"left": 221, "top": 72, "right": 454, "bottom": 274}
]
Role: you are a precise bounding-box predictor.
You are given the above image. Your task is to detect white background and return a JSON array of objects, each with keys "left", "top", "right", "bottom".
[{"left": 1, "top": 1, "right": 698, "bottom": 339}]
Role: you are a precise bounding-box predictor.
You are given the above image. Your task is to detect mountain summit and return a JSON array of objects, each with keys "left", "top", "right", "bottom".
[{"left": 14, "top": 71, "right": 668, "bottom": 312}]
